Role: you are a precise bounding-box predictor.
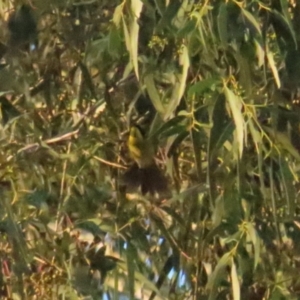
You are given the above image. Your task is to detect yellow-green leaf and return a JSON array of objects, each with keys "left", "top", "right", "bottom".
[
  {"left": 224, "top": 85, "right": 244, "bottom": 158},
  {"left": 129, "top": 0, "right": 143, "bottom": 80},
  {"left": 267, "top": 50, "right": 281, "bottom": 88},
  {"left": 264, "top": 126, "right": 300, "bottom": 161},
  {"left": 166, "top": 45, "right": 190, "bottom": 118},
  {"left": 247, "top": 222, "right": 260, "bottom": 269},
  {"left": 231, "top": 258, "right": 240, "bottom": 300},
  {"left": 144, "top": 74, "right": 165, "bottom": 115},
  {"left": 207, "top": 252, "right": 231, "bottom": 300}
]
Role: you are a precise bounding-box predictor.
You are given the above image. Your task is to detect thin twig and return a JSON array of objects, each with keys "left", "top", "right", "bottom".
[
  {"left": 83, "top": 150, "right": 126, "bottom": 169},
  {"left": 17, "top": 130, "right": 79, "bottom": 154}
]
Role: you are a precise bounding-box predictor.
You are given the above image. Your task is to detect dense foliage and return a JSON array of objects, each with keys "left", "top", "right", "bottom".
[{"left": 1, "top": 0, "right": 300, "bottom": 299}]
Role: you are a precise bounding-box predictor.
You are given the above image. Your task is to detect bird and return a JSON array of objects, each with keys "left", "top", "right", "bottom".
[
  {"left": 122, "top": 125, "right": 169, "bottom": 197},
  {"left": 7, "top": 4, "right": 37, "bottom": 51}
]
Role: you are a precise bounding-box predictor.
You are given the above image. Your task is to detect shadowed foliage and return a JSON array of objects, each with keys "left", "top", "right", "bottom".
[{"left": 0, "top": 0, "right": 300, "bottom": 299}]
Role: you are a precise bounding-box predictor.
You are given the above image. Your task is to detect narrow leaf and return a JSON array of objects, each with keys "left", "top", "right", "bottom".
[
  {"left": 166, "top": 45, "right": 190, "bottom": 118},
  {"left": 188, "top": 78, "right": 219, "bottom": 96},
  {"left": 224, "top": 85, "right": 244, "bottom": 158},
  {"left": 279, "top": 157, "right": 296, "bottom": 216},
  {"left": 241, "top": 8, "right": 261, "bottom": 37},
  {"left": 247, "top": 222, "right": 260, "bottom": 269},
  {"left": 144, "top": 74, "right": 165, "bottom": 115},
  {"left": 113, "top": 3, "right": 124, "bottom": 26},
  {"left": 129, "top": 0, "right": 143, "bottom": 79},
  {"left": 264, "top": 126, "right": 300, "bottom": 161},
  {"left": 267, "top": 51, "right": 281, "bottom": 88},
  {"left": 231, "top": 258, "right": 240, "bottom": 300},
  {"left": 126, "top": 243, "right": 136, "bottom": 299},
  {"left": 207, "top": 252, "right": 231, "bottom": 300},
  {"left": 218, "top": 3, "right": 228, "bottom": 46},
  {"left": 278, "top": 0, "right": 297, "bottom": 47}
]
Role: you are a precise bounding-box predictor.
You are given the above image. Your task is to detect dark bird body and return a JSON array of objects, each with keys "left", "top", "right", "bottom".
[
  {"left": 8, "top": 5, "right": 37, "bottom": 50},
  {"left": 122, "top": 126, "right": 169, "bottom": 196}
]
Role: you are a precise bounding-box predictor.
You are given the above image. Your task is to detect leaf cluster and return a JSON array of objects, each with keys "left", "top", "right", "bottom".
[{"left": 0, "top": 0, "right": 300, "bottom": 299}]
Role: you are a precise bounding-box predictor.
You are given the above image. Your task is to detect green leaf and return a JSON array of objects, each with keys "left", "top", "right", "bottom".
[
  {"left": 248, "top": 116, "right": 261, "bottom": 144},
  {"left": 158, "top": 0, "right": 182, "bottom": 29},
  {"left": 218, "top": 3, "right": 228, "bottom": 47},
  {"left": 167, "top": 130, "right": 189, "bottom": 157},
  {"left": 207, "top": 252, "right": 232, "bottom": 300},
  {"left": 212, "top": 194, "right": 224, "bottom": 227},
  {"left": 126, "top": 243, "right": 136, "bottom": 300},
  {"left": 266, "top": 50, "right": 281, "bottom": 88},
  {"left": 224, "top": 85, "right": 245, "bottom": 158},
  {"left": 122, "top": 16, "right": 131, "bottom": 55},
  {"left": 113, "top": 3, "right": 124, "bottom": 26},
  {"left": 108, "top": 25, "right": 122, "bottom": 56},
  {"left": 279, "top": 157, "right": 296, "bottom": 216},
  {"left": 233, "top": 52, "right": 252, "bottom": 96},
  {"left": 188, "top": 78, "right": 219, "bottom": 96},
  {"left": 246, "top": 222, "right": 260, "bottom": 270},
  {"left": 166, "top": 45, "right": 190, "bottom": 119},
  {"left": 209, "top": 95, "right": 233, "bottom": 157},
  {"left": 177, "top": 18, "right": 197, "bottom": 38},
  {"left": 254, "top": 38, "right": 265, "bottom": 67},
  {"left": 153, "top": 115, "right": 186, "bottom": 138},
  {"left": 129, "top": 0, "right": 143, "bottom": 80},
  {"left": 240, "top": 8, "right": 261, "bottom": 37},
  {"left": 191, "top": 127, "right": 202, "bottom": 180},
  {"left": 144, "top": 74, "right": 165, "bottom": 115},
  {"left": 277, "top": 1, "right": 297, "bottom": 48},
  {"left": 117, "top": 261, "right": 164, "bottom": 297},
  {"left": 264, "top": 126, "right": 300, "bottom": 161},
  {"left": 231, "top": 258, "right": 240, "bottom": 300}
]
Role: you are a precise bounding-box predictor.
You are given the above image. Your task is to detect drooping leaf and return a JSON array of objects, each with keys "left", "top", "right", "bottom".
[
  {"left": 240, "top": 8, "right": 262, "bottom": 37},
  {"left": 207, "top": 252, "right": 232, "bottom": 300},
  {"left": 266, "top": 50, "right": 281, "bottom": 88},
  {"left": 218, "top": 3, "right": 228, "bottom": 47},
  {"left": 144, "top": 74, "right": 165, "bottom": 115},
  {"left": 126, "top": 242, "right": 136, "bottom": 300},
  {"left": 128, "top": 0, "right": 143, "bottom": 79},
  {"left": 188, "top": 78, "right": 219, "bottom": 96},
  {"left": 231, "top": 258, "right": 240, "bottom": 300},
  {"left": 246, "top": 222, "right": 260, "bottom": 270},
  {"left": 166, "top": 45, "right": 190, "bottom": 119},
  {"left": 158, "top": 0, "right": 182, "bottom": 29},
  {"left": 113, "top": 3, "right": 124, "bottom": 26},
  {"left": 264, "top": 126, "right": 300, "bottom": 161},
  {"left": 224, "top": 85, "right": 245, "bottom": 158}
]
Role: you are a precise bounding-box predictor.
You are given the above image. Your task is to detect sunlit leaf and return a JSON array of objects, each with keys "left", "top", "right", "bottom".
[
  {"left": 166, "top": 44, "right": 190, "bottom": 119},
  {"left": 129, "top": 0, "right": 143, "bottom": 79},
  {"left": 266, "top": 50, "right": 281, "bottom": 88},
  {"left": 254, "top": 38, "right": 265, "bottom": 67},
  {"left": 144, "top": 74, "right": 165, "bottom": 115},
  {"left": 113, "top": 3, "right": 124, "bottom": 26},
  {"left": 240, "top": 8, "right": 261, "bottom": 37},
  {"left": 247, "top": 222, "right": 260, "bottom": 270},
  {"left": 224, "top": 85, "right": 245, "bottom": 158},
  {"left": 231, "top": 258, "right": 240, "bottom": 300},
  {"left": 118, "top": 261, "right": 164, "bottom": 296},
  {"left": 207, "top": 252, "right": 232, "bottom": 300}
]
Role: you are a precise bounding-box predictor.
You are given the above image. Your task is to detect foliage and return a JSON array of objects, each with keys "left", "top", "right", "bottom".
[{"left": 1, "top": 0, "right": 300, "bottom": 299}]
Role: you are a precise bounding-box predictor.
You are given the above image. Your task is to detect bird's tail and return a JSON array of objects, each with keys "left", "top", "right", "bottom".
[{"left": 122, "top": 163, "right": 170, "bottom": 197}]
